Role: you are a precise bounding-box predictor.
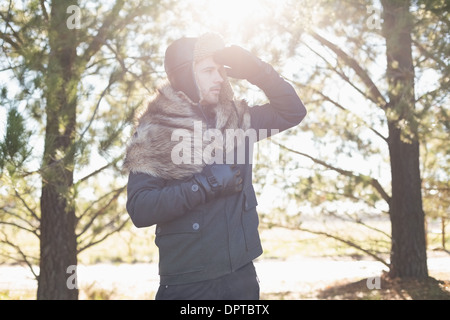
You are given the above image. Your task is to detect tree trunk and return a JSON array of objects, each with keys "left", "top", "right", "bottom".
[
  {"left": 37, "top": 0, "right": 79, "bottom": 299},
  {"left": 387, "top": 123, "right": 428, "bottom": 278},
  {"left": 382, "top": 0, "right": 428, "bottom": 278}
]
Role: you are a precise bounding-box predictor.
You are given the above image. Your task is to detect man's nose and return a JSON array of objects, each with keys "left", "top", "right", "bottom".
[{"left": 214, "top": 70, "right": 224, "bottom": 83}]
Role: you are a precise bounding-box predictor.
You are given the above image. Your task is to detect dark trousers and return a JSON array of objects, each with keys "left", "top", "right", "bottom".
[{"left": 155, "top": 262, "right": 260, "bottom": 300}]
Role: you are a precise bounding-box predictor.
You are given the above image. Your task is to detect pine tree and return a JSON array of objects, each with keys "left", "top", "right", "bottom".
[
  {"left": 0, "top": 0, "right": 170, "bottom": 299},
  {"left": 250, "top": 0, "right": 448, "bottom": 278}
]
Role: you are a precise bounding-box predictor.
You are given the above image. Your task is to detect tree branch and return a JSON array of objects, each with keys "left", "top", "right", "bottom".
[
  {"left": 328, "top": 211, "right": 391, "bottom": 239},
  {"left": 79, "top": 0, "right": 152, "bottom": 68},
  {"left": 412, "top": 39, "right": 447, "bottom": 69},
  {"left": 0, "top": 221, "right": 36, "bottom": 235},
  {"left": 77, "top": 218, "right": 128, "bottom": 254},
  {"left": 273, "top": 222, "right": 390, "bottom": 267},
  {"left": 0, "top": 8, "right": 24, "bottom": 48},
  {"left": 0, "top": 231, "right": 39, "bottom": 279},
  {"left": 273, "top": 141, "right": 391, "bottom": 205},
  {"left": 105, "top": 42, "right": 155, "bottom": 95},
  {"left": 0, "top": 206, "right": 40, "bottom": 237},
  {"left": 302, "top": 41, "right": 375, "bottom": 104},
  {"left": 77, "top": 75, "right": 115, "bottom": 143},
  {"left": 76, "top": 186, "right": 126, "bottom": 237},
  {"left": 75, "top": 163, "right": 112, "bottom": 185},
  {"left": 299, "top": 226, "right": 390, "bottom": 267},
  {"left": 40, "top": 0, "right": 49, "bottom": 22},
  {"left": 79, "top": 0, "right": 126, "bottom": 66},
  {"left": 290, "top": 78, "right": 388, "bottom": 142},
  {"left": 13, "top": 188, "right": 40, "bottom": 222},
  {"left": 0, "top": 30, "right": 21, "bottom": 51},
  {"left": 309, "top": 31, "right": 387, "bottom": 108}
]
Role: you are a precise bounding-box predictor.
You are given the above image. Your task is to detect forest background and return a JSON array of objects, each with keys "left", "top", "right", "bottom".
[{"left": 0, "top": 0, "right": 448, "bottom": 300}]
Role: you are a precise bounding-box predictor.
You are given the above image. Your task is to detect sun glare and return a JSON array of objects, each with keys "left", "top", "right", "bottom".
[
  {"left": 208, "top": 0, "right": 267, "bottom": 24},
  {"left": 186, "top": 0, "right": 284, "bottom": 40}
]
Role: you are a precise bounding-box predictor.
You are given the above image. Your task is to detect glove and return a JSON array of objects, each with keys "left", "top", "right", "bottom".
[
  {"left": 214, "top": 45, "right": 269, "bottom": 81},
  {"left": 194, "top": 164, "right": 243, "bottom": 202}
]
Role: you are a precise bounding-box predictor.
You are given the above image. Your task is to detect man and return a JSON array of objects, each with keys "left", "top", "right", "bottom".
[{"left": 124, "top": 33, "right": 306, "bottom": 300}]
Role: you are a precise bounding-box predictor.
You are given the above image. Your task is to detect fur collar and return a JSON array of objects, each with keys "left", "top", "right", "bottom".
[{"left": 123, "top": 85, "right": 251, "bottom": 180}]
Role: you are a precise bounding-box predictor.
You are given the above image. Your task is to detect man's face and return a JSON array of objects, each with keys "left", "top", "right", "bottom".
[{"left": 193, "top": 56, "right": 224, "bottom": 105}]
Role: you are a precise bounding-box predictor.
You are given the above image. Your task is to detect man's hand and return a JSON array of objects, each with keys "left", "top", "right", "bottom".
[
  {"left": 214, "top": 45, "right": 267, "bottom": 80},
  {"left": 194, "top": 164, "right": 243, "bottom": 202}
]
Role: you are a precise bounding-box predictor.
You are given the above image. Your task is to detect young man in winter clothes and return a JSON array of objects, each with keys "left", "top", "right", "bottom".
[{"left": 124, "top": 33, "right": 306, "bottom": 300}]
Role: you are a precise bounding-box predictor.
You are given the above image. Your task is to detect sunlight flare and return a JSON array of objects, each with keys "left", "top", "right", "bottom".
[{"left": 186, "top": 0, "right": 284, "bottom": 39}]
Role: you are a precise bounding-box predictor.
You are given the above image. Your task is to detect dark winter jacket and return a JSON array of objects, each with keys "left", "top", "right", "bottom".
[{"left": 125, "top": 64, "right": 306, "bottom": 285}]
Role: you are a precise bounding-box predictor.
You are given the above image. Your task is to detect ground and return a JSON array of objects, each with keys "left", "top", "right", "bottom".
[
  {"left": 1, "top": 223, "right": 448, "bottom": 300},
  {"left": 256, "top": 250, "right": 450, "bottom": 300},
  {"left": 316, "top": 274, "right": 450, "bottom": 300},
  {"left": 260, "top": 269, "right": 450, "bottom": 300},
  {"left": 1, "top": 250, "right": 448, "bottom": 300}
]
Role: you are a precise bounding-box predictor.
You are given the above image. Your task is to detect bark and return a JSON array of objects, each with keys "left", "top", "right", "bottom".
[
  {"left": 37, "top": 0, "right": 79, "bottom": 299},
  {"left": 382, "top": 0, "right": 428, "bottom": 278}
]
